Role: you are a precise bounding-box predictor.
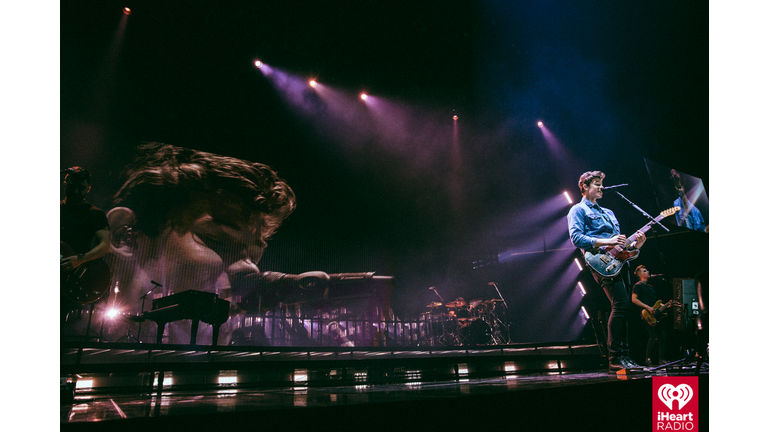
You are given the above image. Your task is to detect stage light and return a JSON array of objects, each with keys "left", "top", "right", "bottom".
[
  {"left": 580, "top": 306, "right": 590, "bottom": 320},
  {"left": 563, "top": 191, "right": 573, "bottom": 204},
  {"left": 294, "top": 369, "right": 308, "bottom": 383},
  {"left": 153, "top": 376, "right": 173, "bottom": 387},
  {"left": 218, "top": 376, "right": 238, "bottom": 385},
  {"left": 76, "top": 380, "right": 94, "bottom": 389},
  {"left": 360, "top": 93, "right": 368, "bottom": 100},
  {"left": 254, "top": 60, "right": 262, "bottom": 68},
  {"left": 453, "top": 115, "right": 458, "bottom": 120},
  {"left": 309, "top": 80, "right": 317, "bottom": 88},
  {"left": 537, "top": 121, "right": 543, "bottom": 128},
  {"left": 123, "top": 7, "right": 132, "bottom": 15},
  {"left": 107, "top": 308, "right": 119, "bottom": 319},
  {"left": 574, "top": 258, "right": 583, "bottom": 271},
  {"left": 577, "top": 282, "right": 586, "bottom": 296},
  {"left": 458, "top": 363, "right": 468, "bottom": 377}
]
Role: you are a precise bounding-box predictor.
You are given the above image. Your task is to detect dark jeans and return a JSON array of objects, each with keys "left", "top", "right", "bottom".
[
  {"left": 645, "top": 322, "right": 668, "bottom": 362},
  {"left": 592, "top": 269, "right": 630, "bottom": 362}
]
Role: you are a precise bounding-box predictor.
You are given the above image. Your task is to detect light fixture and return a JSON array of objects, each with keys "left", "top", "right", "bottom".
[{"left": 574, "top": 258, "right": 583, "bottom": 271}]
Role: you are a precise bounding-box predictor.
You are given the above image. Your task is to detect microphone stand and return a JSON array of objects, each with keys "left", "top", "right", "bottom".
[
  {"left": 488, "top": 282, "right": 510, "bottom": 344},
  {"left": 428, "top": 287, "right": 447, "bottom": 346},
  {"left": 612, "top": 191, "right": 669, "bottom": 233},
  {"left": 136, "top": 281, "right": 163, "bottom": 342},
  {"left": 429, "top": 287, "right": 445, "bottom": 303}
]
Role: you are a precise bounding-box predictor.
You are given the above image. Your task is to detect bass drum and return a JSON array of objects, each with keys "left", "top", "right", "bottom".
[{"left": 461, "top": 319, "right": 492, "bottom": 345}]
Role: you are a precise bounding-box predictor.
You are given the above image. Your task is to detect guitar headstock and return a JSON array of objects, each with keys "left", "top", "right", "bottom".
[{"left": 660, "top": 206, "right": 681, "bottom": 218}]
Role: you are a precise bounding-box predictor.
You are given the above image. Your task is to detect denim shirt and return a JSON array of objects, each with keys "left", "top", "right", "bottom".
[
  {"left": 673, "top": 197, "right": 707, "bottom": 233},
  {"left": 567, "top": 197, "right": 621, "bottom": 251}
]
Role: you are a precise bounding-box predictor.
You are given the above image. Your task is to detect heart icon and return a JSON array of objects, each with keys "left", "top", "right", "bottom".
[{"left": 658, "top": 383, "right": 694, "bottom": 410}]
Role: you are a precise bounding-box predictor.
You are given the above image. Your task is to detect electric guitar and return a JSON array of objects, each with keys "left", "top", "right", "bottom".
[
  {"left": 61, "top": 241, "right": 112, "bottom": 304},
  {"left": 583, "top": 207, "right": 680, "bottom": 278},
  {"left": 642, "top": 299, "right": 681, "bottom": 326}
]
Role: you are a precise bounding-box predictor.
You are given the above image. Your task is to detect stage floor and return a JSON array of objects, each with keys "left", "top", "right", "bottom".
[{"left": 61, "top": 363, "right": 708, "bottom": 431}]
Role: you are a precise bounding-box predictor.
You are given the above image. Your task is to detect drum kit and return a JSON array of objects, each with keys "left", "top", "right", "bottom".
[{"left": 420, "top": 297, "right": 510, "bottom": 346}]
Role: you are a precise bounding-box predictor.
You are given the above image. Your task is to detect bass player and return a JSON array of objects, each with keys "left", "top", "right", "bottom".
[{"left": 631, "top": 265, "right": 669, "bottom": 366}]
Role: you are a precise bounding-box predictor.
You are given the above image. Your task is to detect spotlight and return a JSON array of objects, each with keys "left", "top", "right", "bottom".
[
  {"left": 577, "top": 282, "right": 586, "bottom": 295},
  {"left": 360, "top": 93, "right": 368, "bottom": 100},
  {"left": 107, "top": 308, "right": 119, "bottom": 319},
  {"left": 309, "top": 80, "right": 317, "bottom": 88},
  {"left": 580, "top": 306, "right": 590, "bottom": 320},
  {"left": 254, "top": 60, "right": 262, "bottom": 68},
  {"left": 563, "top": 191, "right": 573, "bottom": 204},
  {"left": 574, "top": 258, "right": 583, "bottom": 271},
  {"left": 537, "top": 121, "right": 543, "bottom": 128},
  {"left": 453, "top": 115, "right": 458, "bottom": 121},
  {"left": 123, "top": 7, "right": 132, "bottom": 15}
]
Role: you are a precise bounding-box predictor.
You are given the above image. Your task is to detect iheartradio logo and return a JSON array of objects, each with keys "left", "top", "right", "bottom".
[
  {"left": 658, "top": 383, "right": 694, "bottom": 410},
  {"left": 653, "top": 377, "right": 698, "bottom": 431}
]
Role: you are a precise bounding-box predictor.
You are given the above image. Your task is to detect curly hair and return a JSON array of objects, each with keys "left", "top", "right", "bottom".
[
  {"left": 578, "top": 170, "right": 605, "bottom": 196},
  {"left": 113, "top": 142, "right": 296, "bottom": 238},
  {"left": 64, "top": 166, "right": 91, "bottom": 184}
]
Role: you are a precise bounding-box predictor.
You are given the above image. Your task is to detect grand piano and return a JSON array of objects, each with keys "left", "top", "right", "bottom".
[{"left": 142, "top": 290, "right": 230, "bottom": 346}]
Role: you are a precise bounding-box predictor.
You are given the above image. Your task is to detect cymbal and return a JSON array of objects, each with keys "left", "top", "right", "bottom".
[
  {"left": 445, "top": 300, "right": 467, "bottom": 308},
  {"left": 426, "top": 302, "right": 443, "bottom": 308}
]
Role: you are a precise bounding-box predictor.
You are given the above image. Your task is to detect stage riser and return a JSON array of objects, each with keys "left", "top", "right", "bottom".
[{"left": 62, "top": 341, "right": 604, "bottom": 397}]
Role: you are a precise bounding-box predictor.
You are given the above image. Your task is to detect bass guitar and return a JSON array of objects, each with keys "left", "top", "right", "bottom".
[
  {"left": 61, "top": 241, "right": 112, "bottom": 304},
  {"left": 642, "top": 299, "right": 680, "bottom": 326},
  {"left": 584, "top": 207, "right": 680, "bottom": 278}
]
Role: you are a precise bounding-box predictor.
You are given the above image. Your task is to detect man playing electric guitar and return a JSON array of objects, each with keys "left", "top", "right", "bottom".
[
  {"left": 631, "top": 265, "right": 669, "bottom": 367},
  {"left": 567, "top": 171, "right": 647, "bottom": 372},
  {"left": 60, "top": 167, "right": 111, "bottom": 332}
]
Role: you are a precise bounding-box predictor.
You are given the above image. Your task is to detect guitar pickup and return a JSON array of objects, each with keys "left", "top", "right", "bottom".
[
  {"left": 600, "top": 255, "right": 612, "bottom": 263},
  {"left": 606, "top": 264, "right": 616, "bottom": 272}
]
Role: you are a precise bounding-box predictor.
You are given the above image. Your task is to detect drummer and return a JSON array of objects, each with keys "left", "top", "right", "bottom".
[{"left": 448, "top": 297, "right": 470, "bottom": 319}]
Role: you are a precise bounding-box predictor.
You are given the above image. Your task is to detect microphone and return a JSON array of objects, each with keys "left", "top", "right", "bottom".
[
  {"left": 602, "top": 184, "right": 628, "bottom": 190},
  {"left": 649, "top": 274, "right": 664, "bottom": 278},
  {"left": 487, "top": 282, "right": 497, "bottom": 285},
  {"left": 151, "top": 280, "right": 163, "bottom": 287},
  {"left": 429, "top": 286, "right": 436, "bottom": 290}
]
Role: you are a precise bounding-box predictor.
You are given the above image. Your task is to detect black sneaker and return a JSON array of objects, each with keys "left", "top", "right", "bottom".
[
  {"left": 622, "top": 357, "right": 647, "bottom": 372},
  {"left": 608, "top": 359, "right": 624, "bottom": 372}
]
